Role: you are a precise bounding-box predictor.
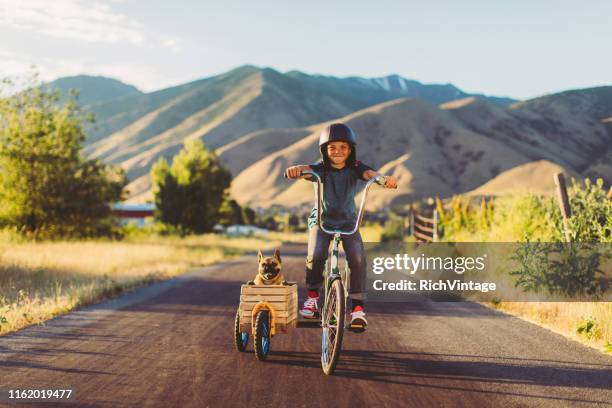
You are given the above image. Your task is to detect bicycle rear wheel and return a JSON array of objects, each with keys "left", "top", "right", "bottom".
[
  {"left": 234, "top": 310, "right": 249, "bottom": 352},
  {"left": 321, "top": 278, "right": 345, "bottom": 375}
]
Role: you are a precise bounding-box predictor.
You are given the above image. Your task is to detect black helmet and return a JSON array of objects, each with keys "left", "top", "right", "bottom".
[{"left": 319, "top": 123, "right": 357, "bottom": 166}]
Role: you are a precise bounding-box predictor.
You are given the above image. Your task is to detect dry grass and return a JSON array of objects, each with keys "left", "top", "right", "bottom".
[
  {"left": 488, "top": 301, "right": 612, "bottom": 353},
  {"left": 0, "top": 233, "right": 282, "bottom": 336}
]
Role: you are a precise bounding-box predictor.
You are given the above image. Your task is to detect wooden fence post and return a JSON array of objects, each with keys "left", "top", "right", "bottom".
[
  {"left": 433, "top": 209, "right": 439, "bottom": 242},
  {"left": 553, "top": 172, "right": 572, "bottom": 242}
]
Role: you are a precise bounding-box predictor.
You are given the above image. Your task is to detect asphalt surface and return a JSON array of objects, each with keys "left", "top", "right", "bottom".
[{"left": 0, "top": 243, "right": 611, "bottom": 408}]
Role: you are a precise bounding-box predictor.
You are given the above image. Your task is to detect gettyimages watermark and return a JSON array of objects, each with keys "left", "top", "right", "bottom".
[{"left": 362, "top": 242, "right": 611, "bottom": 302}]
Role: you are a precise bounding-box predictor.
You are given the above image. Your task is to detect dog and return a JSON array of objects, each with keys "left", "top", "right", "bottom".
[{"left": 249, "top": 248, "right": 286, "bottom": 285}]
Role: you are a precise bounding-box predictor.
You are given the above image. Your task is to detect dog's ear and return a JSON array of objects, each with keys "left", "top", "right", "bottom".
[
  {"left": 273, "top": 248, "right": 281, "bottom": 264},
  {"left": 257, "top": 250, "right": 263, "bottom": 263}
]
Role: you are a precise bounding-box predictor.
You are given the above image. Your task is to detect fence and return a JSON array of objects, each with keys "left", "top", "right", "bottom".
[{"left": 409, "top": 207, "right": 439, "bottom": 242}]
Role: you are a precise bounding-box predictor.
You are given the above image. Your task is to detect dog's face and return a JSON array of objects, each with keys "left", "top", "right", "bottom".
[{"left": 257, "top": 249, "right": 282, "bottom": 281}]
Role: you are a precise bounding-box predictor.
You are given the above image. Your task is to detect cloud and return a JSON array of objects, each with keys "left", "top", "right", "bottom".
[
  {"left": 0, "top": 0, "right": 180, "bottom": 50},
  {"left": 0, "top": 52, "right": 179, "bottom": 93},
  {"left": 159, "top": 35, "right": 183, "bottom": 53}
]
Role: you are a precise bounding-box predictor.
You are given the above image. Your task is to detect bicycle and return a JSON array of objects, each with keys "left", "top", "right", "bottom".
[{"left": 297, "top": 169, "right": 388, "bottom": 375}]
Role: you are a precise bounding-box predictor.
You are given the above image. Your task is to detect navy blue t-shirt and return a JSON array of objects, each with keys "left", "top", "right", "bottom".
[{"left": 307, "top": 161, "right": 374, "bottom": 230}]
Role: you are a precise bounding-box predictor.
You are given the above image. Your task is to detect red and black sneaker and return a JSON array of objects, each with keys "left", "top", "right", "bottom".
[
  {"left": 349, "top": 305, "right": 367, "bottom": 333},
  {"left": 299, "top": 290, "right": 320, "bottom": 319}
]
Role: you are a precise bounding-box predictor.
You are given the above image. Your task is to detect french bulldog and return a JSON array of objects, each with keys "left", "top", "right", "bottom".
[{"left": 250, "top": 248, "right": 285, "bottom": 285}]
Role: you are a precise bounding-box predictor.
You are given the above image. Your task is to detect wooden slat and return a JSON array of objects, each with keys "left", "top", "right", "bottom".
[
  {"left": 241, "top": 285, "right": 297, "bottom": 296},
  {"left": 414, "top": 223, "right": 434, "bottom": 233},
  {"left": 239, "top": 295, "right": 297, "bottom": 305},
  {"left": 240, "top": 295, "right": 290, "bottom": 302},
  {"left": 240, "top": 320, "right": 296, "bottom": 333},
  {"left": 242, "top": 310, "right": 293, "bottom": 318},
  {"left": 415, "top": 213, "right": 434, "bottom": 224},
  {"left": 239, "top": 316, "right": 297, "bottom": 332},
  {"left": 239, "top": 316, "right": 297, "bottom": 325},
  {"left": 239, "top": 301, "right": 296, "bottom": 312},
  {"left": 240, "top": 298, "right": 297, "bottom": 306},
  {"left": 413, "top": 230, "right": 433, "bottom": 242}
]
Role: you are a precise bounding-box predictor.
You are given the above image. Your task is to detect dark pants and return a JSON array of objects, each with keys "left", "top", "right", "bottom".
[{"left": 305, "top": 225, "right": 367, "bottom": 300}]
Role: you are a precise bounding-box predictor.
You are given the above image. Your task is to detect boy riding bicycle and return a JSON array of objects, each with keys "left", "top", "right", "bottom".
[{"left": 285, "top": 123, "right": 397, "bottom": 332}]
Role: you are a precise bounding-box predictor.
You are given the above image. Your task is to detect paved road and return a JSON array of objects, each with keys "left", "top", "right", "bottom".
[{"left": 1, "top": 243, "right": 611, "bottom": 407}]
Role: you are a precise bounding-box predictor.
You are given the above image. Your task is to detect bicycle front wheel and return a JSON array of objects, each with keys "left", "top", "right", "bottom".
[{"left": 321, "top": 278, "right": 345, "bottom": 375}]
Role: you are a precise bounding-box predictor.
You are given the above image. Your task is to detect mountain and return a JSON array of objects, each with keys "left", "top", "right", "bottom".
[
  {"left": 442, "top": 87, "right": 612, "bottom": 177},
  {"left": 46, "top": 75, "right": 141, "bottom": 106},
  {"left": 52, "top": 66, "right": 611, "bottom": 207},
  {"left": 229, "top": 87, "right": 612, "bottom": 208},
  {"left": 229, "top": 98, "right": 530, "bottom": 209},
  {"left": 75, "top": 65, "right": 514, "bottom": 199}
]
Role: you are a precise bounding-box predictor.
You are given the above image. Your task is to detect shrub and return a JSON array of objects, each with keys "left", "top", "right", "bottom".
[
  {"left": 381, "top": 215, "right": 404, "bottom": 242},
  {"left": 510, "top": 242, "right": 607, "bottom": 297},
  {"left": 565, "top": 178, "right": 612, "bottom": 242}
]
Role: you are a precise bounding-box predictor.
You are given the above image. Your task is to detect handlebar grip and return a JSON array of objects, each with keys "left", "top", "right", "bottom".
[{"left": 284, "top": 169, "right": 303, "bottom": 179}]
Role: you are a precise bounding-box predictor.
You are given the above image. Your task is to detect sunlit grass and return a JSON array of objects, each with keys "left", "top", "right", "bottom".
[
  {"left": 489, "top": 301, "right": 612, "bottom": 352},
  {"left": 0, "top": 233, "right": 282, "bottom": 335}
]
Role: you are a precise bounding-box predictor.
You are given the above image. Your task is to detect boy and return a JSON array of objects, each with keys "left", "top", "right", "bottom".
[{"left": 286, "top": 123, "right": 397, "bottom": 332}]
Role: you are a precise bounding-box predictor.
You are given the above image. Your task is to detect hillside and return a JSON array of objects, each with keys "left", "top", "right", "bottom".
[
  {"left": 47, "top": 75, "right": 141, "bottom": 106},
  {"left": 442, "top": 88, "right": 612, "bottom": 176},
  {"left": 229, "top": 87, "right": 612, "bottom": 209},
  {"left": 466, "top": 160, "right": 580, "bottom": 197},
  {"left": 76, "top": 65, "right": 514, "bottom": 199},
  {"left": 230, "top": 99, "right": 530, "bottom": 209}
]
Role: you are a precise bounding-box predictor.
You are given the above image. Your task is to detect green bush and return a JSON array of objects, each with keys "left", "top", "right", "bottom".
[
  {"left": 565, "top": 178, "right": 612, "bottom": 242},
  {"left": 510, "top": 242, "right": 607, "bottom": 297},
  {"left": 577, "top": 317, "right": 601, "bottom": 340},
  {"left": 381, "top": 215, "right": 404, "bottom": 242}
]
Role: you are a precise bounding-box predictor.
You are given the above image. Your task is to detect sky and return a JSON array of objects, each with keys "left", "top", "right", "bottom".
[{"left": 0, "top": 0, "right": 610, "bottom": 100}]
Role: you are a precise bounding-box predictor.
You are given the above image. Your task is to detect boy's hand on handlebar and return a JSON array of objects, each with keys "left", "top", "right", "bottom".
[
  {"left": 285, "top": 165, "right": 310, "bottom": 179},
  {"left": 383, "top": 175, "right": 398, "bottom": 189}
]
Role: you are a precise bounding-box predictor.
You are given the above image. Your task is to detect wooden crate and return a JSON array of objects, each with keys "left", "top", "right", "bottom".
[{"left": 239, "top": 282, "right": 298, "bottom": 333}]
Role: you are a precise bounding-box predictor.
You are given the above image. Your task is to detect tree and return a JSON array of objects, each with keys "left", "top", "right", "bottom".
[
  {"left": 151, "top": 139, "right": 231, "bottom": 234},
  {"left": 218, "top": 197, "right": 244, "bottom": 226},
  {"left": 288, "top": 213, "right": 300, "bottom": 231},
  {"left": 242, "top": 206, "right": 257, "bottom": 225},
  {"left": 261, "top": 215, "right": 278, "bottom": 231},
  {"left": 0, "top": 75, "right": 126, "bottom": 238}
]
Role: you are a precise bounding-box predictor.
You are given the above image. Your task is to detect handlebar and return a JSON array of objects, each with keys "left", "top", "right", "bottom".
[{"left": 286, "top": 169, "right": 387, "bottom": 236}]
